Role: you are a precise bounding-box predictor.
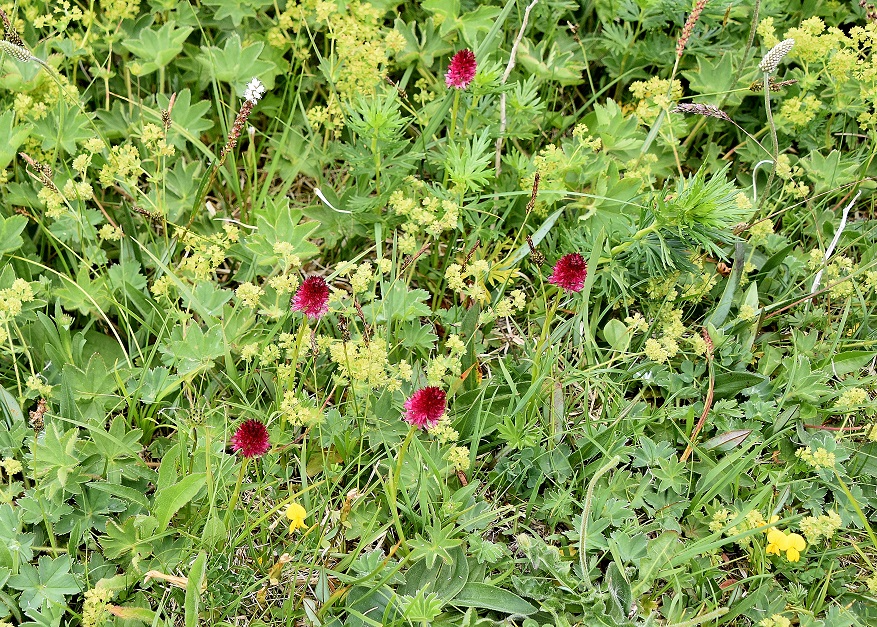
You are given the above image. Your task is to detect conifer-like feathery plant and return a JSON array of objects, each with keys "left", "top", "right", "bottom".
[{"left": 610, "top": 164, "right": 748, "bottom": 272}]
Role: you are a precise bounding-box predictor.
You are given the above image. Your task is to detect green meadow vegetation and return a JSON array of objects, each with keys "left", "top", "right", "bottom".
[{"left": 1, "top": 0, "right": 877, "bottom": 624}]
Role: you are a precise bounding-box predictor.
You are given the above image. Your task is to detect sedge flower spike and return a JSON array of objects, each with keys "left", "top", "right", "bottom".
[
  {"left": 403, "top": 387, "right": 447, "bottom": 429},
  {"left": 291, "top": 276, "right": 330, "bottom": 319},
  {"left": 230, "top": 419, "right": 271, "bottom": 458},
  {"left": 445, "top": 49, "right": 476, "bottom": 89},
  {"left": 548, "top": 253, "right": 588, "bottom": 293}
]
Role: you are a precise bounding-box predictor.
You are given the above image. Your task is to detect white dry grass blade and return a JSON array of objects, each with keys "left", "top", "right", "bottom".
[
  {"left": 314, "top": 188, "right": 352, "bottom": 214},
  {"left": 810, "top": 190, "right": 861, "bottom": 295}
]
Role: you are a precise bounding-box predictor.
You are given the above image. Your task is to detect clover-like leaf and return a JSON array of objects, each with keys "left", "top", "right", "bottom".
[
  {"left": 7, "top": 555, "right": 79, "bottom": 611},
  {"left": 197, "top": 34, "right": 277, "bottom": 94},
  {"left": 121, "top": 21, "right": 193, "bottom": 75}
]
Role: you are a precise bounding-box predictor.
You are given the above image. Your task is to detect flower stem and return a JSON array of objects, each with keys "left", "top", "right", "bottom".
[
  {"left": 224, "top": 457, "right": 249, "bottom": 529},
  {"left": 284, "top": 323, "right": 310, "bottom": 424},
  {"left": 387, "top": 426, "right": 417, "bottom": 545},
  {"left": 532, "top": 290, "right": 561, "bottom": 378},
  {"left": 449, "top": 90, "right": 461, "bottom": 139},
  {"left": 759, "top": 71, "right": 779, "bottom": 211},
  {"left": 608, "top": 222, "right": 660, "bottom": 258},
  {"left": 579, "top": 455, "right": 620, "bottom": 587}
]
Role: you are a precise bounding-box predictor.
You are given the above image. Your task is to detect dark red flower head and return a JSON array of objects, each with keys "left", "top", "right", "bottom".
[
  {"left": 445, "top": 49, "right": 477, "bottom": 89},
  {"left": 230, "top": 419, "right": 270, "bottom": 458},
  {"left": 403, "top": 386, "right": 447, "bottom": 429},
  {"left": 291, "top": 276, "right": 329, "bottom": 319},
  {"left": 548, "top": 253, "right": 588, "bottom": 293}
]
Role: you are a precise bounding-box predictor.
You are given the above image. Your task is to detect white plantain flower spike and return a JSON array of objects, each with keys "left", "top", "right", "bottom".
[
  {"left": 243, "top": 77, "right": 266, "bottom": 104},
  {"left": 759, "top": 39, "right": 795, "bottom": 74}
]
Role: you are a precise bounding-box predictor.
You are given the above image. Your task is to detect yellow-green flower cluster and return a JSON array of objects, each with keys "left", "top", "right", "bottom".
[
  {"left": 645, "top": 274, "right": 679, "bottom": 301},
  {"left": 760, "top": 18, "right": 877, "bottom": 130},
  {"left": 98, "top": 224, "right": 124, "bottom": 241},
  {"left": 313, "top": 0, "right": 389, "bottom": 95},
  {"left": 390, "top": 179, "right": 459, "bottom": 238},
  {"left": 737, "top": 304, "right": 758, "bottom": 322},
  {"left": 778, "top": 95, "right": 821, "bottom": 127},
  {"left": 446, "top": 446, "right": 470, "bottom": 472},
  {"left": 272, "top": 242, "right": 303, "bottom": 270},
  {"left": 807, "top": 251, "right": 857, "bottom": 298},
  {"left": 687, "top": 333, "right": 708, "bottom": 356},
  {"left": 13, "top": 71, "right": 78, "bottom": 121},
  {"left": 625, "top": 312, "right": 649, "bottom": 334},
  {"left": 756, "top": 18, "right": 780, "bottom": 48},
  {"left": 81, "top": 585, "right": 114, "bottom": 627},
  {"left": 98, "top": 143, "right": 142, "bottom": 187},
  {"left": 644, "top": 337, "right": 678, "bottom": 363},
  {"left": 679, "top": 268, "right": 719, "bottom": 300},
  {"left": 826, "top": 256, "right": 857, "bottom": 299},
  {"left": 571, "top": 123, "right": 603, "bottom": 151},
  {"left": 445, "top": 334, "right": 466, "bottom": 356},
  {"left": 796, "top": 446, "right": 836, "bottom": 470},
  {"left": 337, "top": 261, "right": 375, "bottom": 294},
  {"left": 708, "top": 508, "right": 732, "bottom": 532},
  {"left": 785, "top": 17, "right": 842, "bottom": 63},
  {"left": 71, "top": 152, "right": 91, "bottom": 175},
  {"left": 99, "top": 0, "right": 139, "bottom": 24},
  {"left": 658, "top": 308, "right": 685, "bottom": 339},
  {"left": 328, "top": 337, "right": 403, "bottom": 391},
  {"left": 867, "top": 572, "right": 877, "bottom": 595},
  {"left": 748, "top": 219, "right": 774, "bottom": 244},
  {"left": 239, "top": 343, "right": 260, "bottom": 361},
  {"left": 430, "top": 418, "right": 458, "bottom": 445},
  {"left": 140, "top": 123, "right": 175, "bottom": 158},
  {"left": 235, "top": 282, "right": 264, "bottom": 309},
  {"left": 629, "top": 77, "right": 683, "bottom": 124},
  {"left": 279, "top": 391, "right": 323, "bottom": 427},
  {"left": 267, "top": 273, "right": 301, "bottom": 295},
  {"left": 427, "top": 354, "right": 462, "bottom": 387},
  {"left": 176, "top": 225, "right": 240, "bottom": 281},
  {"left": 307, "top": 94, "right": 345, "bottom": 139},
  {"left": 260, "top": 343, "right": 282, "bottom": 367},
  {"left": 772, "top": 155, "right": 810, "bottom": 199},
  {"left": 799, "top": 510, "right": 841, "bottom": 544},
  {"left": 25, "top": 374, "right": 52, "bottom": 397},
  {"left": 759, "top": 614, "right": 792, "bottom": 627},
  {"left": 150, "top": 275, "right": 175, "bottom": 299},
  {"left": 445, "top": 261, "right": 497, "bottom": 304},
  {"left": 835, "top": 387, "right": 869, "bottom": 409},
  {"left": 33, "top": 0, "right": 86, "bottom": 31},
  {"left": 1, "top": 457, "right": 23, "bottom": 477},
  {"left": 0, "top": 278, "right": 35, "bottom": 322},
  {"left": 278, "top": 331, "right": 311, "bottom": 362},
  {"left": 34, "top": 185, "right": 61, "bottom": 220},
  {"left": 478, "top": 289, "right": 527, "bottom": 325}
]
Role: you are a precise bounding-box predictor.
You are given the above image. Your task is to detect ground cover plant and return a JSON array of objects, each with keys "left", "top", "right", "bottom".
[{"left": 1, "top": 0, "right": 877, "bottom": 624}]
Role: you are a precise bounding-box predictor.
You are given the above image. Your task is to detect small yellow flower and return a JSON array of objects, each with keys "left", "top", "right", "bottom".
[
  {"left": 286, "top": 502, "right": 307, "bottom": 531},
  {"left": 765, "top": 528, "right": 806, "bottom": 562},
  {"left": 784, "top": 533, "right": 806, "bottom": 561}
]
